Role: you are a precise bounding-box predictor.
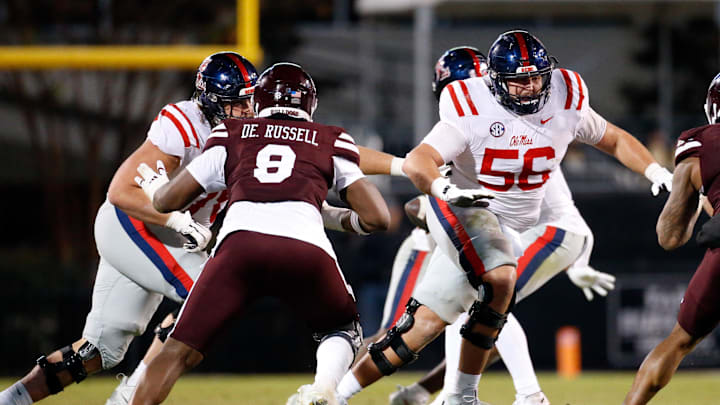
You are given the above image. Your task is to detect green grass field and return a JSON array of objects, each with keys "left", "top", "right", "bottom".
[{"left": 3, "top": 371, "right": 719, "bottom": 405}]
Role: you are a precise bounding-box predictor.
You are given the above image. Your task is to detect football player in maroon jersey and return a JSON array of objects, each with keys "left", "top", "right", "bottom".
[
  {"left": 624, "top": 74, "right": 720, "bottom": 405},
  {"left": 128, "top": 62, "right": 390, "bottom": 405}
]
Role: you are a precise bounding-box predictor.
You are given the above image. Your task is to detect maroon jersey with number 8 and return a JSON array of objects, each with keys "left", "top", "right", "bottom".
[{"left": 204, "top": 117, "right": 360, "bottom": 210}]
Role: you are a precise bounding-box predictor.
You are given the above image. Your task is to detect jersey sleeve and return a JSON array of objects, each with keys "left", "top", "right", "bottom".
[
  {"left": 147, "top": 104, "right": 198, "bottom": 158},
  {"left": 555, "top": 69, "right": 607, "bottom": 145},
  {"left": 332, "top": 131, "right": 361, "bottom": 166},
  {"left": 203, "top": 122, "right": 230, "bottom": 151},
  {"left": 333, "top": 156, "right": 365, "bottom": 191},
  {"left": 185, "top": 146, "right": 227, "bottom": 193},
  {"left": 574, "top": 106, "right": 608, "bottom": 145},
  {"left": 674, "top": 126, "right": 705, "bottom": 166},
  {"left": 421, "top": 121, "right": 468, "bottom": 164}
]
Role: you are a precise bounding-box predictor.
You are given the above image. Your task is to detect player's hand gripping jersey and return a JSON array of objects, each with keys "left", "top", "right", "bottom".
[
  {"left": 186, "top": 117, "right": 364, "bottom": 259},
  {"left": 424, "top": 69, "right": 607, "bottom": 232}
]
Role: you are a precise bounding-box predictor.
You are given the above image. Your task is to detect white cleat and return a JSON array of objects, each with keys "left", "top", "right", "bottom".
[
  {"left": 104, "top": 374, "right": 135, "bottom": 405},
  {"left": 512, "top": 391, "right": 549, "bottom": 405},
  {"left": 288, "top": 384, "right": 339, "bottom": 405},
  {"left": 389, "top": 384, "right": 431, "bottom": 405},
  {"left": 443, "top": 390, "right": 492, "bottom": 405}
]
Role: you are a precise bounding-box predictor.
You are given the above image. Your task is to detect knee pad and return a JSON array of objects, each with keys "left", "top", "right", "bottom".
[
  {"left": 313, "top": 320, "right": 363, "bottom": 360},
  {"left": 36, "top": 342, "right": 98, "bottom": 394},
  {"left": 459, "top": 290, "right": 510, "bottom": 350},
  {"left": 367, "top": 298, "right": 422, "bottom": 376}
]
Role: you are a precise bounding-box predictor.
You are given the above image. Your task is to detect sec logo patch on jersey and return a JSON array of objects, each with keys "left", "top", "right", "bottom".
[{"left": 490, "top": 122, "right": 505, "bottom": 137}]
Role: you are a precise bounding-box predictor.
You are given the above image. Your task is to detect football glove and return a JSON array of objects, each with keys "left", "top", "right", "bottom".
[
  {"left": 165, "top": 211, "right": 213, "bottom": 253},
  {"left": 135, "top": 160, "right": 169, "bottom": 202},
  {"left": 321, "top": 201, "right": 349, "bottom": 232},
  {"left": 430, "top": 177, "right": 494, "bottom": 208},
  {"left": 567, "top": 265, "right": 616, "bottom": 301},
  {"left": 644, "top": 163, "right": 673, "bottom": 197}
]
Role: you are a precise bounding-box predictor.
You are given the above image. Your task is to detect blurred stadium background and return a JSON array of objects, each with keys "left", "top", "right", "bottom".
[{"left": 1, "top": 0, "right": 720, "bottom": 399}]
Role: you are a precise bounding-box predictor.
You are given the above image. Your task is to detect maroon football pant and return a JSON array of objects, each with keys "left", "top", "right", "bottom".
[
  {"left": 171, "top": 230, "right": 359, "bottom": 354},
  {"left": 677, "top": 248, "right": 720, "bottom": 338}
]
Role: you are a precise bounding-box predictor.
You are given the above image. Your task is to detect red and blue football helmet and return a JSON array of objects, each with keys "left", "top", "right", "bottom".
[
  {"left": 487, "top": 30, "right": 556, "bottom": 115},
  {"left": 193, "top": 52, "right": 258, "bottom": 126},
  {"left": 432, "top": 46, "right": 488, "bottom": 100}
]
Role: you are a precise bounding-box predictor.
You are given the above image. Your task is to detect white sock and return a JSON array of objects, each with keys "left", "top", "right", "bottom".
[
  {"left": 0, "top": 382, "right": 33, "bottom": 405},
  {"left": 495, "top": 313, "right": 541, "bottom": 397},
  {"left": 126, "top": 360, "right": 148, "bottom": 387},
  {"left": 336, "top": 371, "right": 363, "bottom": 401},
  {"left": 313, "top": 336, "right": 354, "bottom": 393},
  {"left": 443, "top": 313, "right": 467, "bottom": 391},
  {"left": 448, "top": 370, "right": 481, "bottom": 394}
]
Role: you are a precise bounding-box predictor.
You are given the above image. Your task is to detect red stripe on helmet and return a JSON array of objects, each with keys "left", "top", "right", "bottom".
[
  {"left": 573, "top": 71, "right": 585, "bottom": 110},
  {"left": 514, "top": 32, "right": 530, "bottom": 66},
  {"left": 225, "top": 53, "right": 252, "bottom": 88},
  {"left": 464, "top": 48, "right": 482, "bottom": 77},
  {"left": 447, "top": 83, "right": 465, "bottom": 117},
  {"left": 559, "top": 69, "right": 574, "bottom": 110},
  {"left": 458, "top": 81, "right": 478, "bottom": 115}
]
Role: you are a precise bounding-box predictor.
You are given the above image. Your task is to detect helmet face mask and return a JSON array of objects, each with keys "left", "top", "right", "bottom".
[
  {"left": 253, "top": 63, "right": 318, "bottom": 121},
  {"left": 492, "top": 68, "right": 553, "bottom": 115},
  {"left": 432, "top": 46, "right": 488, "bottom": 100},
  {"left": 487, "top": 30, "right": 555, "bottom": 115},
  {"left": 704, "top": 72, "right": 720, "bottom": 125},
  {"left": 193, "top": 52, "right": 258, "bottom": 126}
]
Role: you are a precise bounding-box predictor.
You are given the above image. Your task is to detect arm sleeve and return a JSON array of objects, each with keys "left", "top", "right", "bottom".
[
  {"left": 147, "top": 106, "right": 190, "bottom": 158},
  {"left": 333, "top": 156, "right": 365, "bottom": 191},
  {"left": 421, "top": 121, "right": 468, "bottom": 164},
  {"left": 674, "top": 127, "right": 704, "bottom": 165},
  {"left": 185, "top": 146, "right": 227, "bottom": 193},
  {"left": 574, "top": 107, "right": 608, "bottom": 145}
]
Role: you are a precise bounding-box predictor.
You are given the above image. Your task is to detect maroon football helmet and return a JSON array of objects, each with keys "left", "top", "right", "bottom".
[
  {"left": 704, "top": 73, "right": 720, "bottom": 124},
  {"left": 253, "top": 62, "right": 318, "bottom": 121}
]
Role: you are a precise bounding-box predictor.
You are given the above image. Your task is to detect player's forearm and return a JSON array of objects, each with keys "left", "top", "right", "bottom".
[
  {"left": 153, "top": 170, "right": 205, "bottom": 213},
  {"left": 656, "top": 199, "right": 699, "bottom": 250},
  {"left": 108, "top": 186, "right": 173, "bottom": 226},
  {"left": 612, "top": 130, "right": 657, "bottom": 175},
  {"left": 403, "top": 145, "right": 445, "bottom": 194},
  {"left": 358, "top": 146, "right": 404, "bottom": 176}
]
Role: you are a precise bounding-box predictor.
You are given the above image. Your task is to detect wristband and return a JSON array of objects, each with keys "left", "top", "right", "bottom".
[
  {"left": 390, "top": 157, "right": 407, "bottom": 177},
  {"left": 349, "top": 211, "right": 370, "bottom": 235}
]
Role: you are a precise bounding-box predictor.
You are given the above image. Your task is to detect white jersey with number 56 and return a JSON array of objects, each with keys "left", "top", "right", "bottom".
[{"left": 423, "top": 69, "right": 607, "bottom": 232}]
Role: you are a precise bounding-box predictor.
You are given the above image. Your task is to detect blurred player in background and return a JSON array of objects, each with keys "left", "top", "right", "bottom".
[
  {"left": 623, "top": 74, "right": 720, "bottom": 405},
  {"left": 128, "top": 62, "right": 390, "bottom": 405},
  {"left": 337, "top": 29, "right": 673, "bottom": 405},
  {"left": 0, "top": 52, "right": 258, "bottom": 405}
]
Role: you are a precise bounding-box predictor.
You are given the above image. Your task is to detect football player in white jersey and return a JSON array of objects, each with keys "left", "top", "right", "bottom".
[
  {"left": 346, "top": 46, "right": 611, "bottom": 405},
  {"left": 336, "top": 30, "right": 673, "bottom": 405},
  {"left": 0, "top": 52, "right": 258, "bottom": 405}
]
